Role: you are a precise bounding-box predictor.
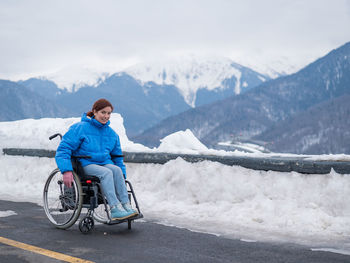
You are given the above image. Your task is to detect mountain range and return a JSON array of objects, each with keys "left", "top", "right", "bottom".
[
  {"left": 0, "top": 57, "right": 269, "bottom": 136},
  {"left": 0, "top": 79, "right": 69, "bottom": 121},
  {"left": 1, "top": 42, "right": 349, "bottom": 154},
  {"left": 133, "top": 42, "right": 350, "bottom": 154},
  {"left": 125, "top": 56, "right": 269, "bottom": 107},
  {"left": 256, "top": 94, "right": 350, "bottom": 154}
]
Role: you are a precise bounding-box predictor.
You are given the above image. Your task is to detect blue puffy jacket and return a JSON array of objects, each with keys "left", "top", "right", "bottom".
[{"left": 55, "top": 113, "right": 126, "bottom": 176}]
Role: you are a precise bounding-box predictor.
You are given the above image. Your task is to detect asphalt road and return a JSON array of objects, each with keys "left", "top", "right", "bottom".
[{"left": 0, "top": 200, "right": 349, "bottom": 263}]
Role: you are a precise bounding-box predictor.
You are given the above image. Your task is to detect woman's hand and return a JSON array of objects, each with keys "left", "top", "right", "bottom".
[{"left": 63, "top": 171, "right": 74, "bottom": 188}]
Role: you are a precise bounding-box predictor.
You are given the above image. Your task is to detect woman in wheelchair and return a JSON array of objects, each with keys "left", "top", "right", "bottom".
[{"left": 55, "top": 98, "right": 138, "bottom": 221}]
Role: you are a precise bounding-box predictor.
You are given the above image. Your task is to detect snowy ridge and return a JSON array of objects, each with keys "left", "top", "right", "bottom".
[
  {"left": 125, "top": 55, "right": 244, "bottom": 107},
  {"left": 233, "top": 54, "right": 304, "bottom": 78},
  {"left": 32, "top": 56, "right": 279, "bottom": 105},
  {"left": 19, "top": 55, "right": 300, "bottom": 96},
  {"left": 39, "top": 66, "right": 110, "bottom": 92}
]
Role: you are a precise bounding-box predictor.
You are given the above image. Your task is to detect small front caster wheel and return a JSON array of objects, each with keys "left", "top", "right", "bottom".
[{"left": 79, "top": 216, "right": 94, "bottom": 234}]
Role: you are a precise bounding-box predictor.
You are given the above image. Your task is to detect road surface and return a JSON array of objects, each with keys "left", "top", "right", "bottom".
[{"left": 0, "top": 200, "right": 349, "bottom": 263}]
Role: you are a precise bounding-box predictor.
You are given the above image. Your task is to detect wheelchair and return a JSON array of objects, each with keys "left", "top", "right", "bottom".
[{"left": 43, "top": 133, "right": 143, "bottom": 234}]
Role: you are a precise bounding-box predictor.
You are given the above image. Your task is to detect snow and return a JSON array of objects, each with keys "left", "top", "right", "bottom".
[
  {"left": 157, "top": 129, "right": 208, "bottom": 154},
  {"left": 25, "top": 55, "right": 268, "bottom": 107},
  {"left": 10, "top": 55, "right": 302, "bottom": 100},
  {"left": 306, "top": 154, "right": 350, "bottom": 162},
  {"left": 125, "top": 55, "right": 244, "bottom": 107},
  {"left": 233, "top": 54, "right": 303, "bottom": 79},
  {"left": 38, "top": 66, "right": 110, "bottom": 92},
  {"left": 218, "top": 141, "right": 269, "bottom": 153},
  {"left": 0, "top": 113, "right": 148, "bottom": 152},
  {"left": 0, "top": 210, "right": 17, "bottom": 217},
  {"left": 1, "top": 115, "right": 350, "bottom": 254},
  {"left": 14, "top": 55, "right": 283, "bottom": 109}
]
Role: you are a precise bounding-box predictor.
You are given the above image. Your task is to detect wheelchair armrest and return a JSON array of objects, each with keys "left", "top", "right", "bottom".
[
  {"left": 72, "top": 155, "right": 91, "bottom": 159},
  {"left": 111, "top": 154, "right": 124, "bottom": 158}
]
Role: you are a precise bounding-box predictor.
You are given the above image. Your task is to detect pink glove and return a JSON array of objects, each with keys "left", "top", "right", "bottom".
[{"left": 63, "top": 171, "right": 74, "bottom": 188}]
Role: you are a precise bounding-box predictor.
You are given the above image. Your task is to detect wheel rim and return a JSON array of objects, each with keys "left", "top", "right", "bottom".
[{"left": 43, "top": 169, "right": 82, "bottom": 228}]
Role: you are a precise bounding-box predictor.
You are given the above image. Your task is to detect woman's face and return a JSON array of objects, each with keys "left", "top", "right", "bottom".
[{"left": 93, "top": 106, "right": 112, "bottom": 124}]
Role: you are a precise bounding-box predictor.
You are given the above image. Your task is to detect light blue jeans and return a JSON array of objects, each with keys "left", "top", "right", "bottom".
[{"left": 83, "top": 164, "right": 128, "bottom": 207}]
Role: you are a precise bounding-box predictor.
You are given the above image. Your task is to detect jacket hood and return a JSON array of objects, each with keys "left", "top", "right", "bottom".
[{"left": 81, "top": 113, "right": 110, "bottom": 128}]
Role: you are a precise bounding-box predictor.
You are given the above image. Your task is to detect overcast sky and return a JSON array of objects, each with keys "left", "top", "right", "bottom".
[{"left": 1, "top": 0, "right": 350, "bottom": 81}]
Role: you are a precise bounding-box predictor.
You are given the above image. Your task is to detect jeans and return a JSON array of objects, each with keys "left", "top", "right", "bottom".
[{"left": 83, "top": 164, "right": 128, "bottom": 207}]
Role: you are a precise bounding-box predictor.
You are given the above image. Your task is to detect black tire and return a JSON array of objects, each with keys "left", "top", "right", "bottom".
[
  {"left": 43, "top": 168, "right": 83, "bottom": 229},
  {"left": 79, "top": 216, "right": 94, "bottom": 234}
]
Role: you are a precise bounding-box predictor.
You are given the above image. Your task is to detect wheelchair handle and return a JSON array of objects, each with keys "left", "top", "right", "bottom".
[
  {"left": 49, "top": 133, "right": 62, "bottom": 140},
  {"left": 111, "top": 154, "right": 124, "bottom": 158}
]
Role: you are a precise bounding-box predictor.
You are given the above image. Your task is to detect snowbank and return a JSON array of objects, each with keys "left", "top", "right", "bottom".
[
  {"left": 157, "top": 129, "right": 208, "bottom": 154},
  {"left": 129, "top": 160, "right": 350, "bottom": 246},
  {"left": 2, "top": 114, "right": 349, "bottom": 161},
  {"left": 0, "top": 113, "right": 148, "bottom": 152},
  {"left": 0, "top": 154, "right": 349, "bottom": 251}
]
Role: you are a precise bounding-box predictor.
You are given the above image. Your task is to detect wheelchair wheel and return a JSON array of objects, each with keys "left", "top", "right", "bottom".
[
  {"left": 79, "top": 216, "right": 94, "bottom": 234},
  {"left": 43, "top": 168, "right": 83, "bottom": 229}
]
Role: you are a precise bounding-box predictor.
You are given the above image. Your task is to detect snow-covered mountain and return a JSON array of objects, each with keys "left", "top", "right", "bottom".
[
  {"left": 34, "top": 56, "right": 270, "bottom": 108},
  {"left": 125, "top": 55, "right": 268, "bottom": 107},
  {"left": 3, "top": 56, "right": 269, "bottom": 135},
  {"left": 37, "top": 55, "right": 292, "bottom": 95},
  {"left": 233, "top": 55, "right": 302, "bottom": 79},
  {"left": 41, "top": 66, "right": 110, "bottom": 92},
  {"left": 134, "top": 42, "right": 350, "bottom": 154}
]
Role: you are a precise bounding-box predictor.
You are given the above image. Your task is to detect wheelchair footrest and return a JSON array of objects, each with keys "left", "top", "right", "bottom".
[{"left": 106, "top": 213, "right": 143, "bottom": 225}]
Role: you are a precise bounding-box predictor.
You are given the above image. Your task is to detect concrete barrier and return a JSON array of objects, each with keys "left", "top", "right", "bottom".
[{"left": 2, "top": 148, "right": 350, "bottom": 175}]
